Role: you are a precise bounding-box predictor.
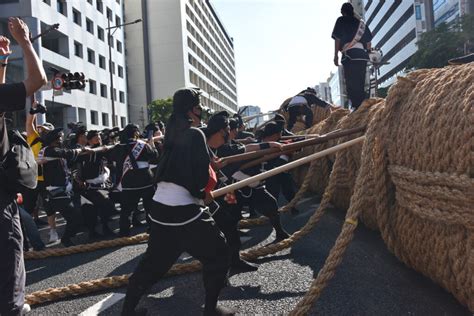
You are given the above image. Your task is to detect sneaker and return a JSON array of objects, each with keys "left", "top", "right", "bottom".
[
  {"left": 48, "top": 229, "right": 59, "bottom": 243},
  {"left": 21, "top": 303, "right": 31, "bottom": 315}
]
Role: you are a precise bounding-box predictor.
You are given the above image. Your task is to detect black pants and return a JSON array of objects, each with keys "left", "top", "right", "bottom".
[
  {"left": 119, "top": 186, "right": 154, "bottom": 234},
  {"left": 122, "top": 202, "right": 229, "bottom": 314},
  {"left": 266, "top": 172, "right": 296, "bottom": 203},
  {"left": 288, "top": 104, "right": 313, "bottom": 130},
  {"left": 49, "top": 196, "right": 83, "bottom": 242},
  {"left": 343, "top": 59, "right": 368, "bottom": 109},
  {"left": 81, "top": 189, "right": 115, "bottom": 227},
  {"left": 237, "top": 187, "right": 288, "bottom": 239},
  {"left": 22, "top": 181, "right": 53, "bottom": 216},
  {"left": 0, "top": 200, "right": 25, "bottom": 316},
  {"left": 212, "top": 201, "right": 241, "bottom": 263}
]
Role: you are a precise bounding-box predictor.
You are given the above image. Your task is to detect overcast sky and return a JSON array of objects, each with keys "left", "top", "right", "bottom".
[{"left": 212, "top": 0, "right": 346, "bottom": 112}]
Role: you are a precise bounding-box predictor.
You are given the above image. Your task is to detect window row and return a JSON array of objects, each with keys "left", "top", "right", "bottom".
[
  {"left": 54, "top": 0, "right": 119, "bottom": 22},
  {"left": 186, "top": 21, "right": 236, "bottom": 84},
  {"left": 73, "top": 42, "right": 124, "bottom": 77},
  {"left": 90, "top": 111, "right": 126, "bottom": 128},
  {"left": 189, "top": 70, "right": 237, "bottom": 111},
  {"left": 186, "top": 5, "right": 235, "bottom": 75},
  {"left": 187, "top": 37, "right": 236, "bottom": 95},
  {"left": 88, "top": 80, "right": 125, "bottom": 103}
]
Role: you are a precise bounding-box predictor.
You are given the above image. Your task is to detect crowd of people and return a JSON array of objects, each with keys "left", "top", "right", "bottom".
[{"left": 0, "top": 3, "right": 370, "bottom": 315}]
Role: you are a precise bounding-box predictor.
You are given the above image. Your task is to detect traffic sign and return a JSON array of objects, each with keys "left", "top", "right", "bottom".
[{"left": 52, "top": 76, "right": 64, "bottom": 90}]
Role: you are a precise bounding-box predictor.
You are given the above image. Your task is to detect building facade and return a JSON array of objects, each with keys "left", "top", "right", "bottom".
[
  {"left": 434, "top": 0, "right": 474, "bottom": 26},
  {"left": 125, "top": 0, "right": 238, "bottom": 127},
  {"left": 362, "top": 0, "right": 434, "bottom": 87},
  {"left": 238, "top": 105, "right": 263, "bottom": 127},
  {"left": 328, "top": 66, "right": 346, "bottom": 107},
  {"left": 313, "top": 83, "right": 332, "bottom": 103},
  {"left": 0, "top": 0, "right": 129, "bottom": 130}
]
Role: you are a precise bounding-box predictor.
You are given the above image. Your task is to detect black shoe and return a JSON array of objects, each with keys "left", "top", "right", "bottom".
[
  {"left": 102, "top": 225, "right": 117, "bottom": 237},
  {"left": 61, "top": 238, "right": 75, "bottom": 247},
  {"left": 132, "top": 218, "right": 145, "bottom": 227},
  {"left": 34, "top": 218, "right": 49, "bottom": 227},
  {"left": 89, "top": 231, "right": 105, "bottom": 242},
  {"left": 203, "top": 305, "right": 237, "bottom": 316},
  {"left": 231, "top": 259, "right": 259, "bottom": 272}
]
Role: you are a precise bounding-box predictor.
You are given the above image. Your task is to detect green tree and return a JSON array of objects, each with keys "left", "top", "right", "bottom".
[
  {"left": 148, "top": 97, "right": 173, "bottom": 123},
  {"left": 407, "top": 15, "right": 474, "bottom": 69}
]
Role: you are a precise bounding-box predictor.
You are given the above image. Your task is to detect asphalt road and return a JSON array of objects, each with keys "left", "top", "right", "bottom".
[{"left": 26, "top": 196, "right": 470, "bottom": 315}]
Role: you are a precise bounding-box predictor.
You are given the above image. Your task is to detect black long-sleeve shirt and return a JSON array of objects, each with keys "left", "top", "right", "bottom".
[
  {"left": 155, "top": 127, "right": 210, "bottom": 199},
  {"left": 42, "top": 146, "right": 84, "bottom": 187},
  {"left": 0, "top": 83, "right": 26, "bottom": 112}
]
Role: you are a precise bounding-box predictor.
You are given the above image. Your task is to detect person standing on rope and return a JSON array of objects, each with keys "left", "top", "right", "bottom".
[
  {"left": 121, "top": 88, "right": 234, "bottom": 316},
  {"left": 332, "top": 2, "right": 373, "bottom": 110}
]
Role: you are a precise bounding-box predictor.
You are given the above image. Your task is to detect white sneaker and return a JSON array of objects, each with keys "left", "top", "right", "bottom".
[
  {"left": 48, "top": 229, "right": 59, "bottom": 243},
  {"left": 21, "top": 303, "right": 31, "bottom": 315}
]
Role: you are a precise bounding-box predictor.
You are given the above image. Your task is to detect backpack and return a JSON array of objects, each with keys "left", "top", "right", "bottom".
[{"left": 0, "top": 118, "right": 37, "bottom": 193}]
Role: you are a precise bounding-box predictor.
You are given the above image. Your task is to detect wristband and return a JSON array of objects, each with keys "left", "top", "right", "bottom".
[
  {"left": 259, "top": 143, "right": 270, "bottom": 150},
  {"left": 0, "top": 54, "right": 10, "bottom": 61}
]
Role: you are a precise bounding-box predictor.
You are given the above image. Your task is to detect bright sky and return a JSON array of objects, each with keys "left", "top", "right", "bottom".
[{"left": 212, "top": 0, "right": 346, "bottom": 112}]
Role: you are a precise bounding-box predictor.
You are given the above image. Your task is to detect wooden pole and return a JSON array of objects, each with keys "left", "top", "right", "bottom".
[
  {"left": 220, "top": 126, "right": 365, "bottom": 165},
  {"left": 212, "top": 136, "right": 365, "bottom": 198},
  {"left": 242, "top": 111, "right": 275, "bottom": 123}
]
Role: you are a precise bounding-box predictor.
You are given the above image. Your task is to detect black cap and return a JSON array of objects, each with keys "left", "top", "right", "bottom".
[
  {"left": 172, "top": 88, "right": 202, "bottom": 114},
  {"left": 204, "top": 111, "right": 229, "bottom": 137},
  {"left": 229, "top": 118, "right": 239, "bottom": 130},
  {"left": 43, "top": 127, "right": 64, "bottom": 146},
  {"left": 121, "top": 123, "right": 139, "bottom": 142},
  {"left": 341, "top": 3, "right": 354, "bottom": 16},
  {"left": 87, "top": 130, "right": 99, "bottom": 140},
  {"left": 262, "top": 122, "right": 282, "bottom": 138}
]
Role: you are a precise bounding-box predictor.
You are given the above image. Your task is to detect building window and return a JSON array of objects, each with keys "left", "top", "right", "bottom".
[
  {"left": 97, "top": 0, "right": 103, "bottom": 13},
  {"left": 116, "top": 40, "right": 122, "bottom": 53},
  {"left": 115, "top": 15, "right": 121, "bottom": 27},
  {"left": 102, "top": 113, "right": 109, "bottom": 126},
  {"left": 43, "top": 0, "right": 51, "bottom": 5},
  {"left": 111, "top": 62, "right": 115, "bottom": 74},
  {"left": 86, "top": 18, "right": 94, "bottom": 34},
  {"left": 106, "top": 7, "right": 113, "bottom": 21},
  {"left": 74, "top": 41, "right": 83, "bottom": 58},
  {"left": 113, "top": 88, "right": 117, "bottom": 101},
  {"left": 116, "top": 0, "right": 120, "bottom": 3},
  {"left": 57, "top": 0, "right": 67, "bottom": 16},
  {"left": 118, "top": 65, "right": 124, "bottom": 78},
  {"left": 89, "top": 79, "right": 97, "bottom": 94},
  {"left": 91, "top": 110, "right": 99, "bottom": 125},
  {"left": 119, "top": 91, "right": 125, "bottom": 103},
  {"left": 87, "top": 0, "right": 93, "bottom": 4},
  {"left": 108, "top": 35, "right": 114, "bottom": 48},
  {"left": 97, "top": 26, "right": 104, "bottom": 41},
  {"left": 87, "top": 49, "right": 95, "bottom": 64},
  {"left": 73, "top": 8, "right": 82, "bottom": 25},
  {"left": 120, "top": 116, "right": 126, "bottom": 128},
  {"left": 99, "top": 55, "right": 106, "bottom": 69},
  {"left": 100, "top": 84, "right": 107, "bottom": 98}
]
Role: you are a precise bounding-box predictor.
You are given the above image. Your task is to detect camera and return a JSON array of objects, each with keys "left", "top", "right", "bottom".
[{"left": 29, "top": 102, "right": 47, "bottom": 115}]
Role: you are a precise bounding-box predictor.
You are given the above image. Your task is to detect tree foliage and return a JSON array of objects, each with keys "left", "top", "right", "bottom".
[
  {"left": 407, "top": 14, "right": 474, "bottom": 69},
  {"left": 148, "top": 98, "right": 173, "bottom": 123}
]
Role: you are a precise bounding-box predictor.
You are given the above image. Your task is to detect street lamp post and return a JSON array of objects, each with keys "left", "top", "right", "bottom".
[{"left": 106, "top": 18, "right": 142, "bottom": 127}]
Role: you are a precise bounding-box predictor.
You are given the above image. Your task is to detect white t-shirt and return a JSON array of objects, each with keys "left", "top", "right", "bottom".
[{"left": 289, "top": 95, "right": 307, "bottom": 106}]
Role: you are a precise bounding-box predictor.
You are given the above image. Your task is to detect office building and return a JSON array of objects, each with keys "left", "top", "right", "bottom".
[
  {"left": 362, "top": 0, "right": 434, "bottom": 87},
  {"left": 0, "top": 0, "right": 128, "bottom": 130},
  {"left": 313, "top": 83, "right": 332, "bottom": 103},
  {"left": 239, "top": 105, "right": 263, "bottom": 127},
  {"left": 434, "top": 0, "right": 474, "bottom": 26},
  {"left": 328, "top": 66, "right": 346, "bottom": 107},
  {"left": 125, "top": 0, "right": 238, "bottom": 127}
]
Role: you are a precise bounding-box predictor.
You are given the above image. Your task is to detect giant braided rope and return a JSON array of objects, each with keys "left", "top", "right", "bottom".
[{"left": 24, "top": 64, "right": 473, "bottom": 313}]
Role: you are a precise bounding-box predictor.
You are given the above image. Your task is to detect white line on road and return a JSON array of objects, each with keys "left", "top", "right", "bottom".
[{"left": 79, "top": 293, "right": 125, "bottom": 316}]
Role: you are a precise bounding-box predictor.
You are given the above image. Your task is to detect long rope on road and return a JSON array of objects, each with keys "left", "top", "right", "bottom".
[{"left": 25, "top": 136, "right": 365, "bottom": 306}]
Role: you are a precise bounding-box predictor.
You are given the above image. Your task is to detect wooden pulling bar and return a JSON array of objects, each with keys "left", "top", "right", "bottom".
[
  {"left": 220, "top": 126, "right": 365, "bottom": 165},
  {"left": 212, "top": 136, "right": 365, "bottom": 198}
]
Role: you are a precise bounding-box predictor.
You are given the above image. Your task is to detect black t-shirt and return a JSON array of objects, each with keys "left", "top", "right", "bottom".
[
  {"left": 332, "top": 16, "right": 373, "bottom": 61},
  {"left": 0, "top": 83, "right": 26, "bottom": 112}
]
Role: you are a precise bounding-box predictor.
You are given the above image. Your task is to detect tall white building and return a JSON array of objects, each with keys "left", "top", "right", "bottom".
[
  {"left": 362, "top": 0, "right": 434, "bottom": 87},
  {"left": 0, "top": 0, "right": 129, "bottom": 130},
  {"left": 239, "top": 105, "right": 262, "bottom": 127},
  {"left": 328, "top": 66, "right": 346, "bottom": 107},
  {"left": 125, "top": 0, "right": 238, "bottom": 127},
  {"left": 434, "top": 0, "right": 474, "bottom": 26},
  {"left": 313, "top": 83, "right": 332, "bottom": 103}
]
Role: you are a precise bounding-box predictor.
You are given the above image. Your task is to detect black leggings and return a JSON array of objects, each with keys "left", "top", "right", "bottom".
[
  {"left": 49, "top": 196, "right": 83, "bottom": 241},
  {"left": 119, "top": 186, "right": 154, "bottom": 233},
  {"left": 288, "top": 104, "right": 313, "bottom": 130},
  {"left": 343, "top": 59, "right": 368, "bottom": 109},
  {"left": 123, "top": 202, "right": 229, "bottom": 313}
]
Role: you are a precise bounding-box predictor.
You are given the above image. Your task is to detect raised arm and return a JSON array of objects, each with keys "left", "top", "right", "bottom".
[
  {"left": 0, "top": 36, "right": 10, "bottom": 84},
  {"left": 8, "top": 17, "right": 47, "bottom": 96}
]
